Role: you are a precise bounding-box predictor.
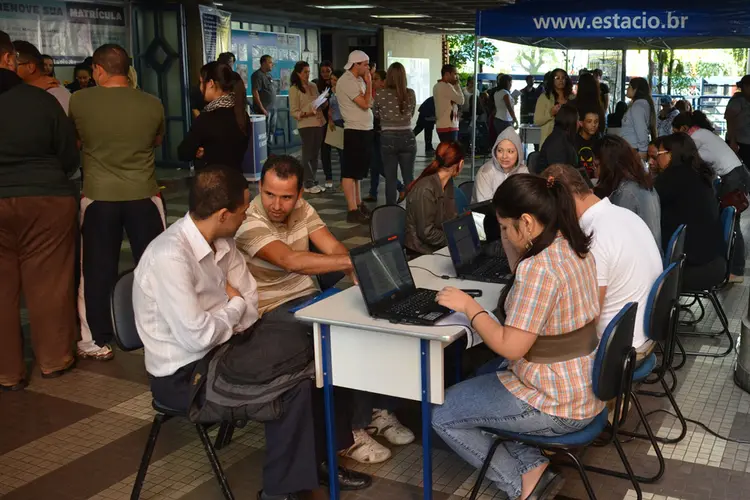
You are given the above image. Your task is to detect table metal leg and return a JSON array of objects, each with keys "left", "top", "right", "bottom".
[
  {"left": 421, "top": 339, "right": 432, "bottom": 500},
  {"left": 321, "top": 324, "right": 340, "bottom": 500}
]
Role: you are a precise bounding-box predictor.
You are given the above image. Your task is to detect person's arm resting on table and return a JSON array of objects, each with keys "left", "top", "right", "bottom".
[
  {"left": 437, "top": 266, "right": 558, "bottom": 361},
  {"left": 151, "top": 254, "right": 248, "bottom": 352}
]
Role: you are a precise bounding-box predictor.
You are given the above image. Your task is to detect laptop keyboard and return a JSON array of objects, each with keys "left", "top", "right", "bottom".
[
  {"left": 474, "top": 256, "right": 510, "bottom": 276},
  {"left": 389, "top": 289, "right": 440, "bottom": 318}
]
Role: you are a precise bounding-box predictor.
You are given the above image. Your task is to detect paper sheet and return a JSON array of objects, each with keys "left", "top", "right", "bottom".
[
  {"left": 435, "top": 310, "right": 500, "bottom": 349},
  {"left": 311, "top": 87, "right": 330, "bottom": 111}
]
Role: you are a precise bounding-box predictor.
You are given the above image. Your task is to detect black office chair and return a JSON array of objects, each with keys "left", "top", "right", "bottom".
[
  {"left": 110, "top": 271, "right": 235, "bottom": 500},
  {"left": 370, "top": 204, "right": 406, "bottom": 245},
  {"left": 458, "top": 181, "right": 475, "bottom": 203},
  {"left": 469, "top": 303, "right": 642, "bottom": 500},
  {"left": 526, "top": 151, "right": 541, "bottom": 174},
  {"left": 677, "top": 206, "right": 736, "bottom": 359}
]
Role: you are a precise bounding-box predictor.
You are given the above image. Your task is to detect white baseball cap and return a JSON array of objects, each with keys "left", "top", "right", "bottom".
[{"left": 344, "top": 50, "right": 369, "bottom": 70}]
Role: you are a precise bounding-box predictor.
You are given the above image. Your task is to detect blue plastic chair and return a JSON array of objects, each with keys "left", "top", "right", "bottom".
[
  {"left": 677, "top": 206, "right": 736, "bottom": 359},
  {"left": 663, "top": 224, "right": 686, "bottom": 269},
  {"left": 468, "top": 303, "right": 642, "bottom": 500},
  {"left": 454, "top": 185, "right": 470, "bottom": 214}
]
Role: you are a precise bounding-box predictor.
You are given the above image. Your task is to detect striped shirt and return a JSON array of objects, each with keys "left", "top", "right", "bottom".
[
  {"left": 235, "top": 196, "right": 325, "bottom": 315},
  {"left": 498, "top": 234, "right": 603, "bottom": 420}
]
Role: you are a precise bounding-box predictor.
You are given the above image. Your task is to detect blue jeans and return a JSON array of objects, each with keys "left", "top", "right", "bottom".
[
  {"left": 381, "top": 130, "right": 416, "bottom": 205},
  {"left": 369, "top": 133, "right": 404, "bottom": 198},
  {"left": 432, "top": 373, "right": 593, "bottom": 499}
]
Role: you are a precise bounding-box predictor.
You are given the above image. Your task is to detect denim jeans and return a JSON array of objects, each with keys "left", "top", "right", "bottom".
[
  {"left": 381, "top": 130, "right": 416, "bottom": 205},
  {"left": 432, "top": 373, "right": 594, "bottom": 499},
  {"left": 437, "top": 131, "right": 458, "bottom": 144},
  {"left": 369, "top": 133, "right": 383, "bottom": 197},
  {"left": 298, "top": 126, "right": 323, "bottom": 188}
]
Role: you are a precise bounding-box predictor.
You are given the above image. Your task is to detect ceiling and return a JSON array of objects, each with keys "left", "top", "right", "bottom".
[{"left": 215, "top": 0, "right": 513, "bottom": 33}]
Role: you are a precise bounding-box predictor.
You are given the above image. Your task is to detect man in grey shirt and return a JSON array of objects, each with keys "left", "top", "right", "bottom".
[
  {"left": 252, "top": 55, "right": 276, "bottom": 155},
  {"left": 726, "top": 75, "right": 750, "bottom": 168}
]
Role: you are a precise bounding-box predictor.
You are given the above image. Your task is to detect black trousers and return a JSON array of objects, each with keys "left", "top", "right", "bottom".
[
  {"left": 437, "top": 130, "right": 458, "bottom": 144},
  {"left": 413, "top": 116, "right": 435, "bottom": 151},
  {"left": 150, "top": 296, "right": 354, "bottom": 496},
  {"left": 80, "top": 197, "right": 164, "bottom": 347}
]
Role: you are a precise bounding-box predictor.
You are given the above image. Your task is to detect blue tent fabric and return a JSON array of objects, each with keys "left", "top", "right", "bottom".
[{"left": 476, "top": 1, "right": 750, "bottom": 49}]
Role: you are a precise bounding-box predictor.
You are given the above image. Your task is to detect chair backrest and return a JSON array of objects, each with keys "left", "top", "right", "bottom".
[
  {"left": 721, "top": 206, "right": 737, "bottom": 263},
  {"left": 663, "top": 224, "right": 686, "bottom": 269},
  {"left": 370, "top": 205, "right": 407, "bottom": 245},
  {"left": 458, "top": 181, "right": 475, "bottom": 202},
  {"left": 644, "top": 262, "right": 682, "bottom": 343},
  {"left": 455, "top": 186, "right": 470, "bottom": 214},
  {"left": 110, "top": 270, "right": 142, "bottom": 352},
  {"left": 593, "top": 302, "right": 637, "bottom": 402},
  {"left": 527, "top": 151, "right": 541, "bottom": 174}
]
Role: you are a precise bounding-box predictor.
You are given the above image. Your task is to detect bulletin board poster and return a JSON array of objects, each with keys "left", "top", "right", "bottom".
[
  {"left": 231, "top": 29, "right": 301, "bottom": 97},
  {"left": 199, "top": 4, "right": 231, "bottom": 64},
  {"left": 0, "top": 0, "right": 128, "bottom": 64}
]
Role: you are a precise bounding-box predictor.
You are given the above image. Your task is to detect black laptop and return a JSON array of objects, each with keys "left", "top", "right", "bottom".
[
  {"left": 443, "top": 213, "right": 512, "bottom": 284},
  {"left": 350, "top": 236, "right": 451, "bottom": 325}
]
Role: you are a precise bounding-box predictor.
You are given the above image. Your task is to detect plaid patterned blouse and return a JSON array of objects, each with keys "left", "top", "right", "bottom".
[{"left": 498, "top": 234, "right": 603, "bottom": 420}]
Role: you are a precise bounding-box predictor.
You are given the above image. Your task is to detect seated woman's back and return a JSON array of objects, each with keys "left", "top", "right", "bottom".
[
  {"left": 654, "top": 134, "right": 724, "bottom": 265},
  {"left": 535, "top": 104, "right": 578, "bottom": 174},
  {"left": 404, "top": 142, "right": 462, "bottom": 256},
  {"left": 501, "top": 232, "right": 600, "bottom": 417}
]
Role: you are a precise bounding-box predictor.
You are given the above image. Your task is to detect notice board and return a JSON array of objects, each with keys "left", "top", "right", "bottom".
[{"left": 231, "top": 29, "right": 301, "bottom": 97}]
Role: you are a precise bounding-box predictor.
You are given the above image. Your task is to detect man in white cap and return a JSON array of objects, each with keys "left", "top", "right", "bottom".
[{"left": 335, "top": 50, "right": 373, "bottom": 224}]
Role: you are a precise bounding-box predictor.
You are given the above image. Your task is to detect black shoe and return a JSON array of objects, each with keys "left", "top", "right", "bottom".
[
  {"left": 41, "top": 359, "right": 76, "bottom": 379},
  {"left": 363, "top": 195, "right": 377, "bottom": 203},
  {"left": 319, "top": 462, "right": 372, "bottom": 491},
  {"left": 0, "top": 380, "right": 27, "bottom": 392},
  {"left": 347, "top": 209, "right": 370, "bottom": 224},
  {"left": 358, "top": 203, "right": 371, "bottom": 216},
  {"left": 256, "top": 490, "right": 298, "bottom": 500},
  {"left": 526, "top": 466, "right": 565, "bottom": 500}
]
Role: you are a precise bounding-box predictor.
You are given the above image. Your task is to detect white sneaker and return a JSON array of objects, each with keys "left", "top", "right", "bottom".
[
  {"left": 77, "top": 343, "right": 114, "bottom": 361},
  {"left": 340, "top": 429, "right": 392, "bottom": 464},
  {"left": 325, "top": 181, "right": 334, "bottom": 189},
  {"left": 370, "top": 409, "right": 415, "bottom": 445},
  {"left": 304, "top": 185, "right": 323, "bottom": 194},
  {"left": 317, "top": 185, "right": 327, "bottom": 192}
]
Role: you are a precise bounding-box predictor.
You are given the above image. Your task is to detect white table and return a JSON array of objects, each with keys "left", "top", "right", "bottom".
[{"left": 295, "top": 252, "right": 505, "bottom": 500}]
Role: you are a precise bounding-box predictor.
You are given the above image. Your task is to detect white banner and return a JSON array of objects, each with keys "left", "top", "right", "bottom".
[{"left": 0, "top": 1, "right": 128, "bottom": 64}]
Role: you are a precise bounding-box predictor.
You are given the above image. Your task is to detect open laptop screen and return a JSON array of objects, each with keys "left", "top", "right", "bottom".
[
  {"left": 444, "top": 214, "right": 481, "bottom": 269},
  {"left": 352, "top": 239, "right": 414, "bottom": 307}
]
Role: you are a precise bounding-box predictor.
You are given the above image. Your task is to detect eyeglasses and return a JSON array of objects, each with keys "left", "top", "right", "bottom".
[
  {"left": 656, "top": 150, "right": 671, "bottom": 156},
  {"left": 554, "top": 75, "right": 566, "bottom": 81}
]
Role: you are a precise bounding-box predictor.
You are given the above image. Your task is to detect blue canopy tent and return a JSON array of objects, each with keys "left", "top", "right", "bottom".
[{"left": 469, "top": 0, "right": 750, "bottom": 173}]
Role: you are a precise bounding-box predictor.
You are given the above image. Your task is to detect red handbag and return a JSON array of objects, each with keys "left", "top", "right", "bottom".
[{"left": 719, "top": 189, "right": 749, "bottom": 213}]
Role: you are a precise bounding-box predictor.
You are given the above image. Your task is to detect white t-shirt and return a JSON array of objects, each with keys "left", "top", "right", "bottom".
[
  {"left": 336, "top": 70, "right": 373, "bottom": 131},
  {"left": 493, "top": 89, "right": 513, "bottom": 122},
  {"left": 691, "top": 128, "right": 742, "bottom": 177},
  {"left": 579, "top": 198, "right": 663, "bottom": 350},
  {"left": 48, "top": 86, "right": 71, "bottom": 115}
]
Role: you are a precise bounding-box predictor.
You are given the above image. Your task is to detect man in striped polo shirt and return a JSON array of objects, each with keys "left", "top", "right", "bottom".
[{"left": 235, "top": 155, "right": 415, "bottom": 466}]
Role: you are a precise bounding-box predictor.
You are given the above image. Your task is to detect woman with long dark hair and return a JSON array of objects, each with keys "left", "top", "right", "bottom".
[
  {"left": 535, "top": 104, "right": 579, "bottom": 174},
  {"left": 673, "top": 111, "right": 748, "bottom": 281},
  {"left": 493, "top": 73, "right": 518, "bottom": 135},
  {"left": 534, "top": 68, "right": 574, "bottom": 146},
  {"left": 374, "top": 62, "right": 416, "bottom": 205},
  {"left": 316, "top": 60, "right": 335, "bottom": 188},
  {"left": 289, "top": 60, "right": 326, "bottom": 193},
  {"left": 655, "top": 133, "right": 726, "bottom": 290},
  {"left": 177, "top": 62, "right": 249, "bottom": 171},
  {"left": 404, "top": 142, "right": 463, "bottom": 256},
  {"left": 433, "top": 173, "right": 600, "bottom": 500},
  {"left": 573, "top": 73, "right": 605, "bottom": 135},
  {"left": 594, "top": 135, "right": 661, "bottom": 246},
  {"left": 621, "top": 77, "right": 657, "bottom": 157}
]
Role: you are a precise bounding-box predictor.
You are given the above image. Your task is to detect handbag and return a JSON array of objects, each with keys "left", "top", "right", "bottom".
[
  {"left": 325, "top": 125, "right": 344, "bottom": 150},
  {"left": 719, "top": 189, "right": 749, "bottom": 213}
]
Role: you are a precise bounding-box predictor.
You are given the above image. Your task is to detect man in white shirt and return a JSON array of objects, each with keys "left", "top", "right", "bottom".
[
  {"left": 13, "top": 40, "right": 71, "bottom": 114},
  {"left": 336, "top": 50, "right": 373, "bottom": 224},
  {"left": 134, "top": 165, "right": 369, "bottom": 500},
  {"left": 433, "top": 64, "right": 464, "bottom": 143},
  {"left": 541, "top": 164, "right": 663, "bottom": 359}
]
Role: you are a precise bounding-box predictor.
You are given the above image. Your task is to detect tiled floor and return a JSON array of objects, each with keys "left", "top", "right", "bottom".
[{"left": 3, "top": 154, "right": 750, "bottom": 500}]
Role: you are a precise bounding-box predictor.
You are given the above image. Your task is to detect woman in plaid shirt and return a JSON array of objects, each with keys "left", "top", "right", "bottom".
[{"left": 432, "top": 174, "right": 601, "bottom": 500}]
